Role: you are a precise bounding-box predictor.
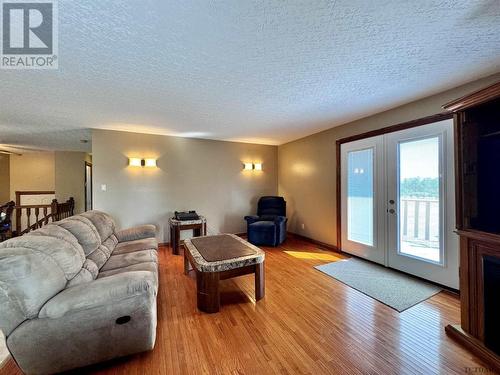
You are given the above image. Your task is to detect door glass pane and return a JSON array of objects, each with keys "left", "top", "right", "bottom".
[
  {"left": 347, "top": 148, "right": 374, "bottom": 246},
  {"left": 398, "top": 137, "right": 441, "bottom": 263}
]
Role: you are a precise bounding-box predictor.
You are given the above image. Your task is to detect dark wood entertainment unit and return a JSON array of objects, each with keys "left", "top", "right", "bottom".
[{"left": 443, "top": 81, "right": 500, "bottom": 371}]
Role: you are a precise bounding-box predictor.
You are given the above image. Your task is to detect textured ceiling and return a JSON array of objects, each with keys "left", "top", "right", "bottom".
[{"left": 0, "top": 0, "right": 499, "bottom": 151}]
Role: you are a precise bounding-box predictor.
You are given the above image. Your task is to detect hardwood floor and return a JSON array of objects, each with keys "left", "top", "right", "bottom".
[{"left": 1, "top": 237, "right": 492, "bottom": 374}]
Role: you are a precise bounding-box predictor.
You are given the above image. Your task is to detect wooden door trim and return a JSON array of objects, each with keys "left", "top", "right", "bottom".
[{"left": 84, "top": 161, "right": 92, "bottom": 211}]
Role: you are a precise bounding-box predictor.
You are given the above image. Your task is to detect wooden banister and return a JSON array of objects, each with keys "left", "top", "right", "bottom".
[
  {"left": 14, "top": 197, "right": 76, "bottom": 236},
  {"left": 14, "top": 204, "right": 51, "bottom": 209},
  {"left": 15, "top": 191, "right": 56, "bottom": 235},
  {"left": 15, "top": 203, "right": 20, "bottom": 236}
]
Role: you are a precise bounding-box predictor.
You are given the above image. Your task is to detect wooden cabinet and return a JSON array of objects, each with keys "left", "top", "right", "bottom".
[{"left": 443, "top": 82, "right": 500, "bottom": 371}]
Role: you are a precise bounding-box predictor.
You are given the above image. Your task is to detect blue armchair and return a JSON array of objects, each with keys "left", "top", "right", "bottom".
[{"left": 245, "top": 196, "right": 287, "bottom": 247}]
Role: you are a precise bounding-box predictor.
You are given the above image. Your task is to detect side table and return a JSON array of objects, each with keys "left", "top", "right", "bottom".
[{"left": 169, "top": 216, "right": 207, "bottom": 255}]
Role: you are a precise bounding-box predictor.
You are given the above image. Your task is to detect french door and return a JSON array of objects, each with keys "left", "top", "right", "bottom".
[
  {"left": 340, "top": 136, "right": 386, "bottom": 264},
  {"left": 340, "top": 119, "right": 458, "bottom": 289}
]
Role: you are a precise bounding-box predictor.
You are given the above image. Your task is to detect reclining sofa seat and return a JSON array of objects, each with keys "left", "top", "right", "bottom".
[{"left": 0, "top": 210, "right": 159, "bottom": 375}]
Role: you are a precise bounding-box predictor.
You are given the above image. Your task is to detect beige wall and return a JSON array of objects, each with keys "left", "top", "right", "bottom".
[
  {"left": 92, "top": 129, "right": 278, "bottom": 242},
  {"left": 0, "top": 154, "right": 9, "bottom": 203},
  {"left": 9, "top": 152, "right": 55, "bottom": 201},
  {"left": 55, "top": 152, "right": 89, "bottom": 214},
  {"left": 278, "top": 73, "right": 500, "bottom": 246},
  {"left": 9, "top": 151, "right": 89, "bottom": 212}
]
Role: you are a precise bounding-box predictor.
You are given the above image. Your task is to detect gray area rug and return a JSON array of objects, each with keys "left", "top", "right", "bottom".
[{"left": 315, "top": 258, "right": 442, "bottom": 312}]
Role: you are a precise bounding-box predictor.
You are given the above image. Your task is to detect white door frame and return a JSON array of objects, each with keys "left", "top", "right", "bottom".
[{"left": 338, "top": 117, "right": 458, "bottom": 289}]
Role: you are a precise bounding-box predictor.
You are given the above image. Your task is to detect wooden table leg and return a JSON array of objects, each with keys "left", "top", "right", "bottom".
[
  {"left": 170, "top": 225, "right": 174, "bottom": 253},
  {"left": 255, "top": 262, "right": 265, "bottom": 301},
  {"left": 196, "top": 271, "right": 220, "bottom": 313},
  {"left": 194, "top": 225, "right": 201, "bottom": 237},
  {"left": 184, "top": 250, "right": 190, "bottom": 275},
  {"left": 173, "top": 226, "right": 180, "bottom": 255}
]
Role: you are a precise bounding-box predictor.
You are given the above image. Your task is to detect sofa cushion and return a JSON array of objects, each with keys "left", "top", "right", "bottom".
[
  {"left": 8, "top": 279, "right": 158, "bottom": 374},
  {"left": 56, "top": 216, "right": 101, "bottom": 256},
  {"left": 38, "top": 271, "right": 157, "bottom": 320},
  {"left": 0, "top": 232, "right": 91, "bottom": 335},
  {"left": 87, "top": 245, "right": 112, "bottom": 270},
  {"left": 102, "top": 234, "right": 118, "bottom": 254},
  {"left": 0, "top": 235, "right": 85, "bottom": 280},
  {"left": 113, "top": 238, "right": 158, "bottom": 256},
  {"left": 97, "top": 262, "right": 158, "bottom": 291},
  {"left": 27, "top": 225, "right": 85, "bottom": 262},
  {"left": 257, "top": 196, "right": 286, "bottom": 217},
  {"left": 98, "top": 262, "right": 158, "bottom": 279},
  {"left": 66, "top": 259, "right": 99, "bottom": 288},
  {"left": 79, "top": 211, "right": 116, "bottom": 243},
  {"left": 258, "top": 215, "right": 279, "bottom": 221},
  {"left": 100, "top": 250, "right": 158, "bottom": 272},
  {"left": 0, "top": 246, "right": 68, "bottom": 335},
  {"left": 115, "top": 224, "right": 156, "bottom": 242}
]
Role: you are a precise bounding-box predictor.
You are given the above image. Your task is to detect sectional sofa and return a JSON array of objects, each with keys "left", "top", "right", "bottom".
[{"left": 0, "top": 210, "right": 159, "bottom": 374}]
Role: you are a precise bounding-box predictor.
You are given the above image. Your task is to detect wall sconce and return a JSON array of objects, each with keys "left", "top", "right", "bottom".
[
  {"left": 129, "top": 158, "right": 157, "bottom": 168},
  {"left": 242, "top": 162, "right": 263, "bottom": 171},
  {"left": 129, "top": 158, "right": 142, "bottom": 167},
  {"left": 243, "top": 162, "right": 253, "bottom": 171}
]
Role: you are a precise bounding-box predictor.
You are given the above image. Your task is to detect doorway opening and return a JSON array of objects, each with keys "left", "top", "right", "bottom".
[{"left": 85, "top": 162, "right": 92, "bottom": 211}]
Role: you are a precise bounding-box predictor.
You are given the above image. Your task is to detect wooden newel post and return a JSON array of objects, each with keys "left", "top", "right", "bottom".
[
  {"left": 15, "top": 207, "right": 21, "bottom": 237},
  {"left": 51, "top": 199, "right": 58, "bottom": 222},
  {"left": 68, "top": 197, "right": 75, "bottom": 216}
]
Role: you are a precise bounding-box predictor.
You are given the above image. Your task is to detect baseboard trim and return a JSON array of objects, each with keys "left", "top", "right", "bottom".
[
  {"left": 162, "top": 232, "right": 337, "bottom": 253},
  {"left": 445, "top": 324, "right": 500, "bottom": 372},
  {"left": 286, "top": 232, "right": 340, "bottom": 252}
]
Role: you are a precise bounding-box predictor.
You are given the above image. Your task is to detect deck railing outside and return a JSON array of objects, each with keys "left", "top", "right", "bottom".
[{"left": 400, "top": 197, "right": 439, "bottom": 249}]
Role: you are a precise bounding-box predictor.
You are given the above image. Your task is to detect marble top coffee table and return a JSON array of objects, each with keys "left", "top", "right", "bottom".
[{"left": 184, "top": 234, "right": 265, "bottom": 313}]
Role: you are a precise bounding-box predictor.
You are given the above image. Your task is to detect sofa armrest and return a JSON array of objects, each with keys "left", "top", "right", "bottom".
[
  {"left": 39, "top": 271, "right": 156, "bottom": 319},
  {"left": 274, "top": 216, "right": 287, "bottom": 224},
  {"left": 244, "top": 215, "right": 260, "bottom": 224},
  {"left": 116, "top": 224, "right": 156, "bottom": 242}
]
